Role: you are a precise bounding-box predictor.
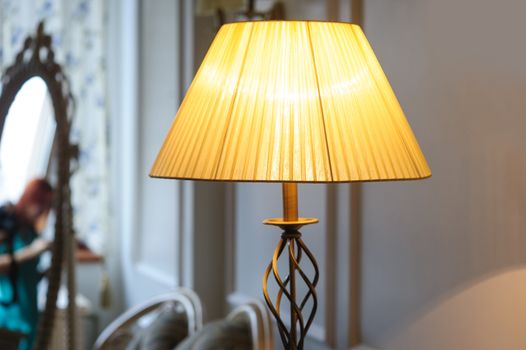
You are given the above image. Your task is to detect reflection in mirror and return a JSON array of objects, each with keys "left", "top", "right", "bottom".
[
  {"left": 0, "top": 23, "right": 77, "bottom": 350},
  {"left": 0, "top": 77, "right": 57, "bottom": 350},
  {"left": 0, "top": 77, "right": 56, "bottom": 204}
]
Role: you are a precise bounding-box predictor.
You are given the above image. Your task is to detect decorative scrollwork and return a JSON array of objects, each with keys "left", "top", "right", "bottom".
[
  {"left": 0, "top": 21, "right": 77, "bottom": 350},
  {"left": 263, "top": 227, "right": 319, "bottom": 350}
]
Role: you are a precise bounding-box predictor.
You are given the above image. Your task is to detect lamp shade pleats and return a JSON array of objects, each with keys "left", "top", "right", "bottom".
[{"left": 150, "top": 21, "right": 431, "bottom": 183}]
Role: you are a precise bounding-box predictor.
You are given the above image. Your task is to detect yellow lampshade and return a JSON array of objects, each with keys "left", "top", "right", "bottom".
[{"left": 150, "top": 21, "right": 431, "bottom": 182}]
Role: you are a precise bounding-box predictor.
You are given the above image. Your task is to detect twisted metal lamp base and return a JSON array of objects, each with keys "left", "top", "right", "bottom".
[{"left": 262, "top": 218, "right": 320, "bottom": 350}]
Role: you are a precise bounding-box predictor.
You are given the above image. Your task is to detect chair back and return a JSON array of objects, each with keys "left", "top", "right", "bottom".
[{"left": 93, "top": 288, "right": 203, "bottom": 350}]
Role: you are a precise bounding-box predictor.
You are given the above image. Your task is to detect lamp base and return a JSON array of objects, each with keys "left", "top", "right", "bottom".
[{"left": 262, "top": 218, "right": 319, "bottom": 350}]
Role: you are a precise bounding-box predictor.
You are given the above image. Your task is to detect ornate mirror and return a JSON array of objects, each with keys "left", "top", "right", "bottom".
[{"left": 0, "top": 22, "right": 77, "bottom": 350}]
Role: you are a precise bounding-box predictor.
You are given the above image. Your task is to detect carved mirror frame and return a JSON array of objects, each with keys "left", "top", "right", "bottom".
[{"left": 0, "top": 22, "right": 76, "bottom": 350}]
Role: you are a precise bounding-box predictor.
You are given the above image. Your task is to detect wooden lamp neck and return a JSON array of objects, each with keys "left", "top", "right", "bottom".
[{"left": 282, "top": 183, "right": 298, "bottom": 221}]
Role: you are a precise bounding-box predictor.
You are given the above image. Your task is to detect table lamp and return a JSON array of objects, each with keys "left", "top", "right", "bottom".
[{"left": 150, "top": 21, "right": 431, "bottom": 350}]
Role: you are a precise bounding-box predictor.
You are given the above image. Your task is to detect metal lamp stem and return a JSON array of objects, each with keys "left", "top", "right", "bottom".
[
  {"left": 283, "top": 183, "right": 298, "bottom": 221},
  {"left": 262, "top": 183, "right": 320, "bottom": 350}
]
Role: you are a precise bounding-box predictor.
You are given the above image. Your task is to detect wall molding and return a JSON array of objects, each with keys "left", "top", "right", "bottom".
[
  {"left": 349, "top": 1, "right": 364, "bottom": 346},
  {"left": 177, "top": 0, "right": 196, "bottom": 291},
  {"left": 117, "top": 0, "right": 140, "bottom": 307},
  {"left": 224, "top": 182, "right": 236, "bottom": 298},
  {"left": 117, "top": 0, "right": 192, "bottom": 306}
]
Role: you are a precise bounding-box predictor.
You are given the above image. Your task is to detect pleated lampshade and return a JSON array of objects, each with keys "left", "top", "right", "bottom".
[{"left": 150, "top": 21, "right": 431, "bottom": 182}]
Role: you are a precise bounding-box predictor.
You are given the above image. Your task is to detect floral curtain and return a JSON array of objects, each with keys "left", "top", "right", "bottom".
[{"left": 0, "top": 0, "right": 109, "bottom": 254}]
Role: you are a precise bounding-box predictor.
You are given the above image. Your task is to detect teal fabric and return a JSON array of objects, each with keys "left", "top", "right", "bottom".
[{"left": 0, "top": 228, "right": 39, "bottom": 350}]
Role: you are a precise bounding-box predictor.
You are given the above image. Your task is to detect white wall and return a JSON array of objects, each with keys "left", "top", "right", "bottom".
[
  {"left": 360, "top": 0, "right": 526, "bottom": 348},
  {"left": 113, "top": 0, "right": 182, "bottom": 309}
]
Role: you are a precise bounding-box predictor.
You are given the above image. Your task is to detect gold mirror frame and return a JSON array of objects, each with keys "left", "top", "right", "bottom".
[{"left": 0, "top": 22, "right": 77, "bottom": 350}]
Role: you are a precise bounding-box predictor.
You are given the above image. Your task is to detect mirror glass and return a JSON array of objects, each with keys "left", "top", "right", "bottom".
[{"left": 0, "top": 77, "right": 56, "bottom": 204}]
